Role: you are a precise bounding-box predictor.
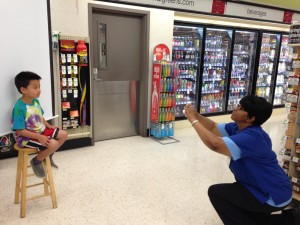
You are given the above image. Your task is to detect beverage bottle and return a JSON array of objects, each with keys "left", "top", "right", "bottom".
[
  {"left": 186, "top": 51, "right": 190, "bottom": 60},
  {"left": 157, "top": 124, "right": 162, "bottom": 138},
  {"left": 191, "top": 51, "right": 195, "bottom": 60},
  {"left": 163, "top": 78, "right": 167, "bottom": 92},
  {"left": 167, "top": 80, "right": 172, "bottom": 92},
  {"left": 176, "top": 93, "right": 179, "bottom": 104},
  {"left": 174, "top": 64, "right": 178, "bottom": 77},
  {"left": 168, "top": 79, "right": 172, "bottom": 92},
  {"left": 169, "top": 123, "right": 174, "bottom": 136},
  {"left": 158, "top": 108, "right": 162, "bottom": 122},
  {"left": 167, "top": 64, "right": 171, "bottom": 77},
  {"left": 159, "top": 94, "right": 163, "bottom": 107},
  {"left": 76, "top": 40, "right": 88, "bottom": 66},
  {"left": 165, "top": 109, "right": 169, "bottom": 122},
  {"left": 173, "top": 80, "right": 177, "bottom": 93},
  {"left": 165, "top": 94, "right": 169, "bottom": 107},
  {"left": 170, "top": 64, "right": 174, "bottom": 77},
  {"left": 171, "top": 108, "right": 175, "bottom": 121},
  {"left": 162, "top": 110, "right": 166, "bottom": 123},
  {"left": 167, "top": 94, "right": 171, "bottom": 107}
]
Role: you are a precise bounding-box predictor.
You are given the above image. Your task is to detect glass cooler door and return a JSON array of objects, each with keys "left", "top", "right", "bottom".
[
  {"left": 255, "top": 32, "right": 280, "bottom": 103},
  {"left": 227, "top": 30, "right": 259, "bottom": 111},
  {"left": 200, "top": 28, "right": 233, "bottom": 114},
  {"left": 273, "top": 35, "right": 293, "bottom": 106},
  {"left": 172, "top": 25, "right": 203, "bottom": 118}
]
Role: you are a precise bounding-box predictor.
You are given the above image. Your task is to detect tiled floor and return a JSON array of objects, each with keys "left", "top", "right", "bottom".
[{"left": 0, "top": 113, "right": 286, "bottom": 225}]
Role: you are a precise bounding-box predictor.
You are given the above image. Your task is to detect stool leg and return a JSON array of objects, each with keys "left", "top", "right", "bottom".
[
  {"left": 42, "top": 161, "right": 49, "bottom": 195},
  {"left": 45, "top": 156, "right": 57, "bottom": 208},
  {"left": 14, "top": 151, "right": 23, "bottom": 204},
  {"left": 20, "top": 152, "right": 28, "bottom": 218}
]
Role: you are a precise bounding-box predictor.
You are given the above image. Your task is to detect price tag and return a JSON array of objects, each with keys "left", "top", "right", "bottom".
[
  {"left": 292, "top": 157, "right": 299, "bottom": 163},
  {"left": 292, "top": 54, "right": 298, "bottom": 59},
  {"left": 73, "top": 66, "right": 78, "bottom": 74},
  {"left": 67, "top": 54, "right": 72, "bottom": 63},
  {"left": 291, "top": 177, "right": 298, "bottom": 183},
  {"left": 68, "top": 89, "right": 73, "bottom": 94},
  {"left": 289, "top": 71, "right": 295, "bottom": 77},
  {"left": 62, "top": 90, "right": 67, "bottom": 98},
  {"left": 73, "top": 54, "right": 78, "bottom": 63},
  {"left": 73, "top": 78, "right": 78, "bottom": 86},
  {"left": 61, "top": 54, "right": 66, "bottom": 64},
  {"left": 68, "top": 78, "right": 73, "bottom": 87},
  {"left": 67, "top": 66, "right": 72, "bottom": 75},
  {"left": 285, "top": 102, "right": 291, "bottom": 108},
  {"left": 296, "top": 138, "right": 300, "bottom": 144},
  {"left": 62, "top": 78, "right": 67, "bottom": 86},
  {"left": 281, "top": 136, "right": 287, "bottom": 141},
  {"left": 74, "top": 89, "right": 78, "bottom": 98},
  {"left": 61, "top": 66, "right": 66, "bottom": 75}
]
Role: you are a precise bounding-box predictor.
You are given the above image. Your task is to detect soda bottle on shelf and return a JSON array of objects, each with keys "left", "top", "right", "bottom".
[
  {"left": 172, "top": 94, "right": 176, "bottom": 107},
  {"left": 158, "top": 109, "right": 162, "bottom": 122},
  {"left": 163, "top": 78, "right": 167, "bottom": 92},
  {"left": 162, "top": 93, "right": 167, "bottom": 107},
  {"left": 167, "top": 64, "right": 171, "bottom": 77},
  {"left": 160, "top": 79, "right": 163, "bottom": 92},
  {"left": 159, "top": 94, "right": 163, "bottom": 107},
  {"left": 171, "top": 108, "right": 175, "bottom": 121}
]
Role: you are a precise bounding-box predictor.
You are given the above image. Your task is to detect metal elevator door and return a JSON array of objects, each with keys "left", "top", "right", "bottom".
[{"left": 92, "top": 12, "right": 141, "bottom": 141}]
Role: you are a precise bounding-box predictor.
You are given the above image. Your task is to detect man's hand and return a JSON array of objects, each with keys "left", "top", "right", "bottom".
[{"left": 184, "top": 104, "right": 198, "bottom": 123}]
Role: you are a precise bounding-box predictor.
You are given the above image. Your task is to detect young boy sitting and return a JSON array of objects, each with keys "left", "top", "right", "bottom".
[{"left": 11, "top": 71, "right": 68, "bottom": 178}]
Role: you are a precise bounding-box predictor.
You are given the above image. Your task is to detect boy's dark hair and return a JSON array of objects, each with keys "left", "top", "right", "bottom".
[
  {"left": 15, "top": 71, "right": 41, "bottom": 94},
  {"left": 239, "top": 95, "right": 273, "bottom": 126}
]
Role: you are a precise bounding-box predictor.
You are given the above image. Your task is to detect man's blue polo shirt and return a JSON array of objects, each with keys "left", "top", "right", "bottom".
[{"left": 218, "top": 122, "right": 292, "bottom": 207}]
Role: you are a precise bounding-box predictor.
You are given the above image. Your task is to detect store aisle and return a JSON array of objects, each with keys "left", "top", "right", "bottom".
[{"left": 0, "top": 114, "right": 285, "bottom": 225}]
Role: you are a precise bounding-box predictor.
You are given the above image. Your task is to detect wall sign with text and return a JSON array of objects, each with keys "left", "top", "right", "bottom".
[{"left": 102, "top": 0, "right": 300, "bottom": 24}]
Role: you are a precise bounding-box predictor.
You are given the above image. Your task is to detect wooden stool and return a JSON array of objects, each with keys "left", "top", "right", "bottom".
[{"left": 14, "top": 144, "right": 57, "bottom": 218}]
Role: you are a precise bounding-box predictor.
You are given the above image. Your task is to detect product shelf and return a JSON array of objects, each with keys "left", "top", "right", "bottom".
[
  {"left": 283, "top": 44, "right": 300, "bottom": 199},
  {"left": 150, "top": 62, "right": 178, "bottom": 140}
]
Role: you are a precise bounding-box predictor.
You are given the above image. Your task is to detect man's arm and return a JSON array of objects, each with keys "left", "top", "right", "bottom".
[
  {"left": 192, "top": 121, "right": 231, "bottom": 157},
  {"left": 185, "top": 104, "right": 221, "bottom": 136},
  {"left": 184, "top": 104, "right": 231, "bottom": 157}
]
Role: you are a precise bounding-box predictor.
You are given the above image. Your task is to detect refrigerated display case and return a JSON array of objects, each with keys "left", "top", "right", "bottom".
[
  {"left": 255, "top": 32, "right": 280, "bottom": 103},
  {"left": 273, "top": 34, "right": 293, "bottom": 106},
  {"left": 172, "top": 25, "right": 203, "bottom": 118},
  {"left": 200, "top": 28, "right": 233, "bottom": 114},
  {"left": 227, "top": 30, "right": 259, "bottom": 111}
]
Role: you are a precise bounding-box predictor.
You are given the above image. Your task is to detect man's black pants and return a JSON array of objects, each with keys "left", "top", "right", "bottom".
[{"left": 208, "top": 182, "right": 294, "bottom": 225}]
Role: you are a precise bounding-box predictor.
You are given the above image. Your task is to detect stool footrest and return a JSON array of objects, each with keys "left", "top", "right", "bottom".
[
  {"left": 27, "top": 174, "right": 35, "bottom": 177},
  {"left": 27, "top": 193, "right": 50, "bottom": 201},
  {"left": 27, "top": 182, "right": 44, "bottom": 189}
]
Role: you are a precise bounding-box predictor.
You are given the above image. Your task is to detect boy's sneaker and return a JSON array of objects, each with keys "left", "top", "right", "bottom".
[
  {"left": 50, "top": 157, "right": 58, "bottom": 169},
  {"left": 30, "top": 158, "right": 46, "bottom": 178}
]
